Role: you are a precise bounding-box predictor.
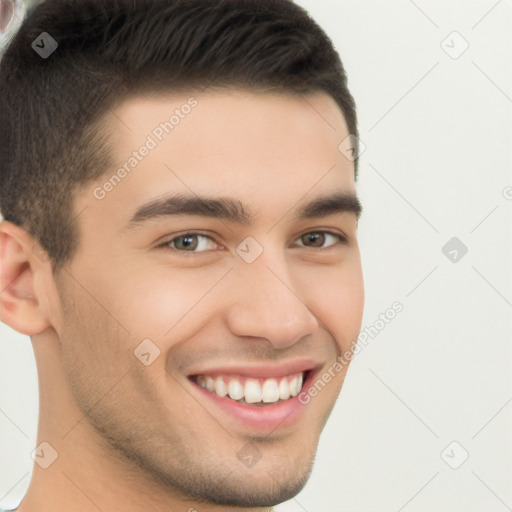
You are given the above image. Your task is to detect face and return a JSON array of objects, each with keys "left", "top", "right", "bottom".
[{"left": 55, "top": 89, "right": 364, "bottom": 506}]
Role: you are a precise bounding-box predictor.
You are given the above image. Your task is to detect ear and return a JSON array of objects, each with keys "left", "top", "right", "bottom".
[{"left": 0, "top": 220, "right": 52, "bottom": 335}]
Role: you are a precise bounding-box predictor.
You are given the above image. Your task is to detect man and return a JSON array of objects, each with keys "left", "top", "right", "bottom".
[{"left": 0, "top": 0, "right": 364, "bottom": 509}]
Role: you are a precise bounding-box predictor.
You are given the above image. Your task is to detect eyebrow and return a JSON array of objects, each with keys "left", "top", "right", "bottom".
[{"left": 128, "top": 191, "right": 362, "bottom": 227}]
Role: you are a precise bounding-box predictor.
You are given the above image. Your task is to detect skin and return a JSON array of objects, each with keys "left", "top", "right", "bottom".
[{"left": 0, "top": 89, "right": 364, "bottom": 511}]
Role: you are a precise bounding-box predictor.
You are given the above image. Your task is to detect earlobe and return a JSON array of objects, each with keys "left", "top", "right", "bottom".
[{"left": 0, "top": 221, "right": 52, "bottom": 336}]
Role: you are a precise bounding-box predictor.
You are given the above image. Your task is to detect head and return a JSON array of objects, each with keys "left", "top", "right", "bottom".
[{"left": 0, "top": 0, "right": 364, "bottom": 508}]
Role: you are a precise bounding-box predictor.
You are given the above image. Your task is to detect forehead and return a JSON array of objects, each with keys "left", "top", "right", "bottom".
[
  {"left": 77, "top": 89, "right": 356, "bottom": 227},
  {"left": 110, "top": 88, "right": 348, "bottom": 135},
  {"left": 105, "top": 88, "right": 351, "bottom": 167}
]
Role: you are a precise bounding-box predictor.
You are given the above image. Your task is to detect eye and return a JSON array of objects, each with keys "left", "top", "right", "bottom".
[
  {"left": 158, "top": 232, "right": 220, "bottom": 254},
  {"left": 294, "top": 231, "right": 347, "bottom": 249}
]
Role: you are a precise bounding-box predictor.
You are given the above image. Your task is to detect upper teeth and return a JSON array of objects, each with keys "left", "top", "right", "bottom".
[{"left": 195, "top": 373, "right": 304, "bottom": 404}]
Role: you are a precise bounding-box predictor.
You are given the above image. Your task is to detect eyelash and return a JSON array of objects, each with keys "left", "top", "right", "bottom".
[{"left": 156, "top": 230, "right": 348, "bottom": 257}]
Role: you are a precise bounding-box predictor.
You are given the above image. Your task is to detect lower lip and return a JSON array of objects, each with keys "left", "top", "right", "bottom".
[{"left": 189, "top": 371, "right": 316, "bottom": 432}]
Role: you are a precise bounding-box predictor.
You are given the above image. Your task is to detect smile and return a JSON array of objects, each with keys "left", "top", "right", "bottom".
[
  {"left": 191, "top": 372, "right": 306, "bottom": 406},
  {"left": 186, "top": 362, "right": 319, "bottom": 431}
]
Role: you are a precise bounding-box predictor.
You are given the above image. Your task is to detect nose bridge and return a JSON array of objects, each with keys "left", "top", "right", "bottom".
[{"left": 226, "top": 251, "right": 319, "bottom": 349}]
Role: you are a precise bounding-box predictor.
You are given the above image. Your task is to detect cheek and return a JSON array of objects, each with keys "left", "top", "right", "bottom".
[
  {"left": 304, "top": 258, "right": 364, "bottom": 349},
  {"left": 111, "top": 265, "right": 231, "bottom": 342}
]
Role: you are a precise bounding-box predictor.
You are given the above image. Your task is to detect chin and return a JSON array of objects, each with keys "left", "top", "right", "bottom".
[{"left": 187, "top": 460, "right": 315, "bottom": 507}]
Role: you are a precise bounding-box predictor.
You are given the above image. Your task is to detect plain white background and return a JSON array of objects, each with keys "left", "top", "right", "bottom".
[{"left": 1, "top": 1, "right": 511, "bottom": 510}]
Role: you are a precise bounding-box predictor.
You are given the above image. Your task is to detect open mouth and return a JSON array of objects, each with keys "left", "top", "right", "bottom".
[{"left": 189, "top": 371, "right": 309, "bottom": 407}]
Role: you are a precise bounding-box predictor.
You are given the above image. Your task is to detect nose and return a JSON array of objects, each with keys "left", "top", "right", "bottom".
[{"left": 225, "top": 255, "right": 319, "bottom": 350}]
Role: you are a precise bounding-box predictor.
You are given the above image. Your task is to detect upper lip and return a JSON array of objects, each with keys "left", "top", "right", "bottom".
[{"left": 187, "top": 359, "right": 320, "bottom": 379}]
